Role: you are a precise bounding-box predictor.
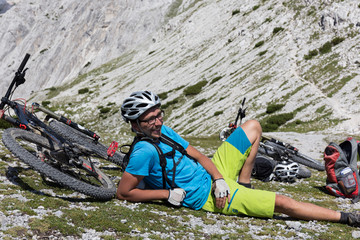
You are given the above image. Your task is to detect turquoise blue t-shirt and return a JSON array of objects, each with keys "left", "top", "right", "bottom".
[{"left": 125, "top": 125, "right": 212, "bottom": 210}]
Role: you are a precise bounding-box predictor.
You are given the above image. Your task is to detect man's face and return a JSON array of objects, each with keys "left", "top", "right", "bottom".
[{"left": 135, "top": 107, "right": 164, "bottom": 138}]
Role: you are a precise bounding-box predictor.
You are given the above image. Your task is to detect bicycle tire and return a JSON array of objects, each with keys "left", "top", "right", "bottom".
[
  {"left": 49, "top": 120, "right": 124, "bottom": 168},
  {"left": 265, "top": 141, "right": 325, "bottom": 171},
  {"left": 2, "top": 128, "right": 116, "bottom": 200}
]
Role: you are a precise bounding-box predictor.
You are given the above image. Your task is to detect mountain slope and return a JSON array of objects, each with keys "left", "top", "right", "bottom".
[
  {"left": 0, "top": 0, "right": 173, "bottom": 97},
  {"left": 2, "top": 0, "right": 360, "bottom": 141}
]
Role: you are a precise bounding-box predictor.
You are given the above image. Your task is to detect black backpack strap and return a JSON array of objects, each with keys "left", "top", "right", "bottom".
[
  {"left": 160, "top": 134, "right": 196, "bottom": 161},
  {"left": 121, "top": 136, "right": 142, "bottom": 171},
  {"left": 123, "top": 134, "right": 192, "bottom": 190},
  {"left": 141, "top": 137, "right": 177, "bottom": 189}
]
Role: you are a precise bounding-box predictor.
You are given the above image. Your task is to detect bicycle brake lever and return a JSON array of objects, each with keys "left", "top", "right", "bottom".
[
  {"left": 15, "top": 68, "right": 28, "bottom": 87},
  {"left": 240, "top": 107, "right": 247, "bottom": 118}
]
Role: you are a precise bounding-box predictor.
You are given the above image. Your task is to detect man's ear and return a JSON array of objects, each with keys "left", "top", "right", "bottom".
[{"left": 131, "top": 121, "right": 139, "bottom": 132}]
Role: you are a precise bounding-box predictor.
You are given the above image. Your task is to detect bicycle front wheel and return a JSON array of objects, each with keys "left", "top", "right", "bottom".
[{"left": 2, "top": 128, "right": 116, "bottom": 200}]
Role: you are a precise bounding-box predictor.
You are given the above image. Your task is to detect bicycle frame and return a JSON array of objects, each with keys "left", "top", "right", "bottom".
[{"left": 0, "top": 54, "right": 103, "bottom": 172}]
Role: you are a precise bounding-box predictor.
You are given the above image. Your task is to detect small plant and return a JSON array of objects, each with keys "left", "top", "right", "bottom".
[
  {"left": 214, "top": 111, "right": 223, "bottom": 116},
  {"left": 192, "top": 99, "right": 207, "bottom": 108},
  {"left": 254, "top": 40, "right": 264, "bottom": 48},
  {"left": 99, "top": 107, "right": 111, "bottom": 114},
  {"left": 158, "top": 92, "right": 168, "bottom": 100},
  {"left": 307, "top": 6, "right": 316, "bottom": 16},
  {"left": 41, "top": 100, "right": 51, "bottom": 107},
  {"left": 78, "top": 88, "right": 89, "bottom": 94},
  {"left": 264, "top": 17, "right": 272, "bottom": 23},
  {"left": 258, "top": 50, "right": 267, "bottom": 56},
  {"left": 304, "top": 49, "right": 318, "bottom": 60},
  {"left": 84, "top": 62, "right": 91, "bottom": 68},
  {"left": 252, "top": 5, "right": 260, "bottom": 11},
  {"left": 266, "top": 103, "right": 285, "bottom": 114},
  {"left": 272, "top": 27, "right": 284, "bottom": 35},
  {"left": 262, "top": 123, "right": 280, "bottom": 132},
  {"left": 315, "top": 105, "right": 326, "bottom": 113},
  {"left": 268, "top": 112, "right": 294, "bottom": 125},
  {"left": 232, "top": 9, "right": 240, "bottom": 16},
  {"left": 318, "top": 41, "right": 332, "bottom": 54},
  {"left": 162, "top": 98, "right": 179, "bottom": 109},
  {"left": 210, "top": 76, "right": 223, "bottom": 84},
  {"left": 40, "top": 48, "right": 48, "bottom": 54},
  {"left": 262, "top": 113, "right": 294, "bottom": 132},
  {"left": 184, "top": 80, "right": 207, "bottom": 96},
  {"left": 331, "top": 36, "right": 345, "bottom": 46}
]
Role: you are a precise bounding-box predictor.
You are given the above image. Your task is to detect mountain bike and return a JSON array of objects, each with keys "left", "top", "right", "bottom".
[
  {"left": 0, "top": 53, "right": 123, "bottom": 200},
  {"left": 219, "top": 98, "right": 325, "bottom": 177}
]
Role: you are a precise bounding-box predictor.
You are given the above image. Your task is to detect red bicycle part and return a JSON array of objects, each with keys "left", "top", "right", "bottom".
[{"left": 107, "top": 141, "right": 118, "bottom": 157}]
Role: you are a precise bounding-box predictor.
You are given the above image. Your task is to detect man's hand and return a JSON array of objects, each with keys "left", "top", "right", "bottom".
[
  {"left": 212, "top": 178, "right": 231, "bottom": 209},
  {"left": 168, "top": 188, "right": 186, "bottom": 206}
]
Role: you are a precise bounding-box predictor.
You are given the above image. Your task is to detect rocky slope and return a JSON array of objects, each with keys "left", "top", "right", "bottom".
[
  {"left": 1, "top": 0, "right": 360, "bottom": 142},
  {"left": 0, "top": 0, "right": 173, "bottom": 97},
  {"left": 1, "top": 1, "right": 360, "bottom": 238}
]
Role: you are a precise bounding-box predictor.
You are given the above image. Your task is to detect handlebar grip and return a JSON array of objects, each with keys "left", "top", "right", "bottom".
[
  {"left": 241, "top": 97, "right": 246, "bottom": 106},
  {"left": 17, "top": 53, "right": 30, "bottom": 73}
]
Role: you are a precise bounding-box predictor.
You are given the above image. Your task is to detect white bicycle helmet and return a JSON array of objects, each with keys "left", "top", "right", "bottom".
[
  {"left": 121, "top": 91, "right": 161, "bottom": 122},
  {"left": 274, "top": 161, "right": 299, "bottom": 182},
  {"left": 219, "top": 127, "right": 233, "bottom": 141}
]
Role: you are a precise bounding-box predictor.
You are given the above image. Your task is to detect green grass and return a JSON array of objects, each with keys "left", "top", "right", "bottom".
[
  {"left": 0, "top": 119, "right": 13, "bottom": 129},
  {"left": 183, "top": 80, "right": 207, "bottom": 96},
  {"left": 266, "top": 103, "right": 285, "bottom": 114},
  {"left": 78, "top": 88, "right": 89, "bottom": 94},
  {"left": 319, "top": 41, "right": 332, "bottom": 54},
  {"left": 191, "top": 98, "right": 207, "bottom": 108},
  {"left": 273, "top": 27, "right": 284, "bottom": 35},
  {"left": 232, "top": 9, "right": 240, "bottom": 16},
  {"left": 0, "top": 129, "right": 358, "bottom": 239},
  {"left": 254, "top": 40, "right": 265, "bottom": 48}
]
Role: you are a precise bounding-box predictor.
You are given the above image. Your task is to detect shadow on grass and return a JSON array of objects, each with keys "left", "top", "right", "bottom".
[
  {"left": 314, "top": 185, "right": 329, "bottom": 195},
  {"left": 5, "top": 166, "right": 114, "bottom": 203}
]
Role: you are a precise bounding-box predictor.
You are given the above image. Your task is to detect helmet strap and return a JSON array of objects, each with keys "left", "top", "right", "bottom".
[{"left": 134, "top": 119, "right": 155, "bottom": 140}]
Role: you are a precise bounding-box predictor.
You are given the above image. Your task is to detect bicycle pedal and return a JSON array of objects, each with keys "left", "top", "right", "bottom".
[{"left": 107, "top": 141, "right": 118, "bottom": 157}]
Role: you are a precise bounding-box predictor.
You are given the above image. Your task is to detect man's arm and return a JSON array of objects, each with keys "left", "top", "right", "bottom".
[
  {"left": 186, "top": 145, "right": 230, "bottom": 208},
  {"left": 116, "top": 171, "right": 169, "bottom": 202},
  {"left": 186, "top": 145, "right": 223, "bottom": 180}
]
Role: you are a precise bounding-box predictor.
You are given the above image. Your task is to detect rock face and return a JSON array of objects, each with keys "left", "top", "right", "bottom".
[
  {"left": 1, "top": 0, "right": 360, "bottom": 137},
  {"left": 0, "top": 0, "right": 173, "bottom": 97}
]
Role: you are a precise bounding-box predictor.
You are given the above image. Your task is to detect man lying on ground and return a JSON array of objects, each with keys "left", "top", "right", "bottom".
[{"left": 116, "top": 90, "right": 360, "bottom": 227}]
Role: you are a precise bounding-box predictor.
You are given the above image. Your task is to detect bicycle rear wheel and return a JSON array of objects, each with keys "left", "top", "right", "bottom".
[
  {"left": 2, "top": 128, "right": 116, "bottom": 200},
  {"left": 49, "top": 120, "right": 124, "bottom": 169}
]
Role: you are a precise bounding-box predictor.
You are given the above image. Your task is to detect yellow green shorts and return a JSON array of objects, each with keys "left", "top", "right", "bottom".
[{"left": 201, "top": 127, "right": 275, "bottom": 218}]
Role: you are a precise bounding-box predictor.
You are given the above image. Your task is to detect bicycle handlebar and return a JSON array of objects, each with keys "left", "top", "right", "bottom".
[
  {"left": 233, "top": 97, "right": 247, "bottom": 127},
  {"left": 17, "top": 53, "right": 30, "bottom": 73},
  {"left": 269, "top": 138, "right": 297, "bottom": 151},
  {"left": 259, "top": 141, "right": 291, "bottom": 162},
  {"left": 0, "top": 53, "right": 31, "bottom": 110}
]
